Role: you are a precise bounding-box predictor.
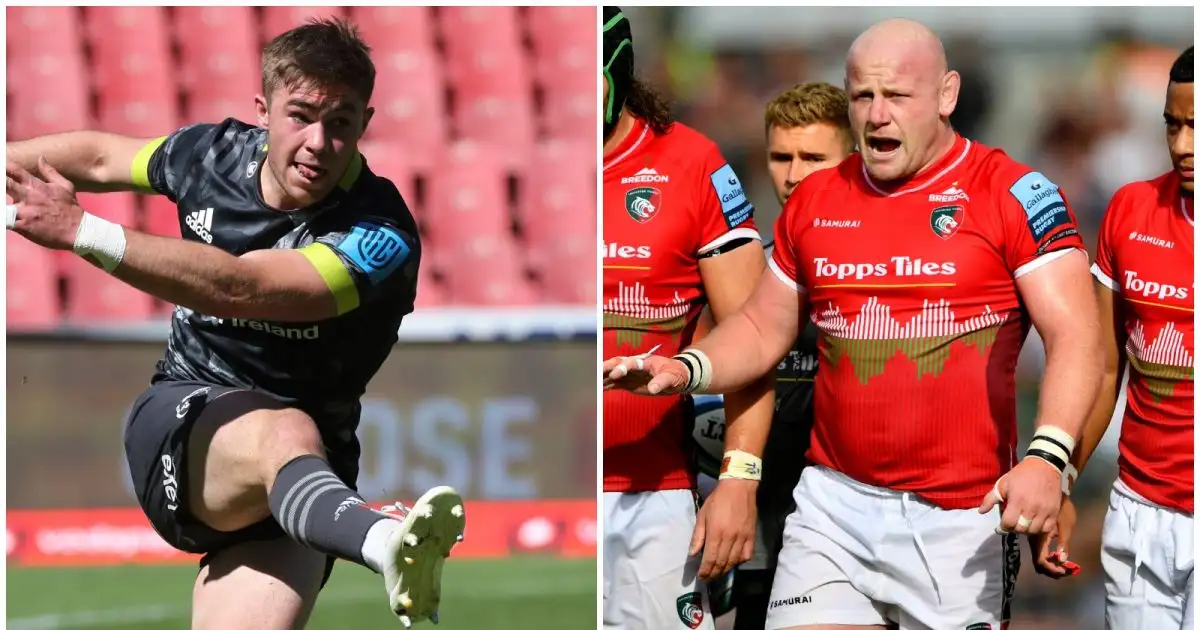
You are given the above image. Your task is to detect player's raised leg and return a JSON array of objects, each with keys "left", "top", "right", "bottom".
[{"left": 188, "top": 391, "right": 465, "bottom": 625}]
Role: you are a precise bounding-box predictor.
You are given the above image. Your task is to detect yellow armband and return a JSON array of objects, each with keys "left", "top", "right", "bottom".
[
  {"left": 297, "top": 243, "right": 360, "bottom": 315},
  {"left": 130, "top": 136, "right": 167, "bottom": 192}
]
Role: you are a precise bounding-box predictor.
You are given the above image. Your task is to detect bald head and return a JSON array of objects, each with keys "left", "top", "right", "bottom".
[
  {"left": 848, "top": 19, "right": 948, "bottom": 83},
  {"left": 844, "top": 18, "right": 961, "bottom": 184}
]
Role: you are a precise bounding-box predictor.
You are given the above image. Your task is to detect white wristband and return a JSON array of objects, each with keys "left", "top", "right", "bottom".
[
  {"left": 73, "top": 212, "right": 127, "bottom": 272},
  {"left": 6, "top": 204, "right": 17, "bottom": 229},
  {"left": 675, "top": 348, "right": 713, "bottom": 394}
]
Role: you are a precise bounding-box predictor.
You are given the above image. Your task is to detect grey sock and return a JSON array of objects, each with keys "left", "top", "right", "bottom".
[{"left": 267, "top": 454, "right": 386, "bottom": 567}]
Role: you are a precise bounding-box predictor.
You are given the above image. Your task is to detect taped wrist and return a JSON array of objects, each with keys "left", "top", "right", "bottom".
[
  {"left": 1025, "top": 425, "right": 1076, "bottom": 475},
  {"left": 73, "top": 211, "right": 127, "bottom": 272},
  {"left": 719, "top": 450, "right": 762, "bottom": 481},
  {"left": 673, "top": 348, "right": 713, "bottom": 394}
]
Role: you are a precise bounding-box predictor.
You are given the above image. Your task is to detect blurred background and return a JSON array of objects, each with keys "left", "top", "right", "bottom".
[
  {"left": 620, "top": 6, "right": 1193, "bottom": 630},
  {"left": 5, "top": 6, "right": 596, "bottom": 629}
]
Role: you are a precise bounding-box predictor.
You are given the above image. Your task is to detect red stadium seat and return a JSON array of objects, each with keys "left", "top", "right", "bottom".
[
  {"left": 537, "top": 250, "right": 596, "bottom": 305},
  {"left": 260, "top": 6, "right": 345, "bottom": 43},
  {"left": 6, "top": 58, "right": 90, "bottom": 139},
  {"left": 6, "top": 7, "right": 84, "bottom": 59},
  {"left": 538, "top": 59, "right": 596, "bottom": 141},
  {"left": 173, "top": 7, "right": 260, "bottom": 105},
  {"left": 85, "top": 7, "right": 180, "bottom": 136},
  {"left": 363, "top": 49, "right": 448, "bottom": 164},
  {"left": 518, "top": 140, "right": 595, "bottom": 274},
  {"left": 444, "top": 40, "right": 536, "bottom": 161},
  {"left": 352, "top": 6, "right": 436, "bottom": 53},
  {"left": 441, "top": 236, "right": 539, "bottom": 306},
  {"left": 424, "top": 143, "right": 512, "bottom": 246},
  {"left": 6, "top": 8, "right": 90, "bottom": 139},
  {"left": 414, "top": 261, "right": 445, "bottom": 309},
  {"left": 525, "top": 7, "right": 594, "bottom": 56},
  {"left": 439, "top": 7, "right": 522, "bottom": 58},
  {"left": 7, "top": 232, "right": 62, "bottom": 329},
  {"left": 61, "top": 193, "right": 155, "bottom": 322}
]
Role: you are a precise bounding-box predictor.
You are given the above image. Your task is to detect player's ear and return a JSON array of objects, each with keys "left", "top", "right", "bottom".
[
  {"left": 939, "top": 70, "right": 961, "bottom": 120},
  {"left": 361, "top": 106, "right": 375, "bottom": 137},
  {"left": 255, "top": 94, "right": 270, "bottom": 128}
]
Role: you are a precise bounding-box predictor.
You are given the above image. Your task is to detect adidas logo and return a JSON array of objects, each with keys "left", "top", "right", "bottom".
[
  {"left": 621, "top": 167, "right": 670, "bottom": 184},
  {"left": 185, "top": 208, "right": 214, "bottom": 243},
  {"left": 928, "top": 185, "right": 969, "bottom": 203}
]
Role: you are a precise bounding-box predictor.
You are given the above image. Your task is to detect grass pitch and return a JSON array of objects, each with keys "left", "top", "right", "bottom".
[{"left": 8, "top": 557, "right": 595, "bottom": 629}]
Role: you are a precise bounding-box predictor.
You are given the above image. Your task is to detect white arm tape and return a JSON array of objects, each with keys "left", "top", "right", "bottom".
[
  {"left": 73, "top": 212, "right": 127, "bottom": 273},
  {"left": 6, "top": 204, "right": 17, "bottom": 229}
]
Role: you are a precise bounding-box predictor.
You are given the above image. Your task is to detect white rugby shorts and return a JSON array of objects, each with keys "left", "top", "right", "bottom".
[
  {"left": 1102, "top": 479, "right": 1194, "bottom": 630},
  {"left": 604, "top": 489, "right": 714, "bottom": 630},
  {"left": 766, "top": 466, "right": 1018, "bottom": 630}
]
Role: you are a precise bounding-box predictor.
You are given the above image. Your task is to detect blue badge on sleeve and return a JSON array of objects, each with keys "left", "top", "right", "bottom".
[
  {"left": 1010, "top": 171, "right": 1069, "bottom": 240},
  {"left": 709, "top": 163, "right": 754, "bottom": 229},
  {"left": 337, "top": 222, "right": 411, "bottom": 285}
]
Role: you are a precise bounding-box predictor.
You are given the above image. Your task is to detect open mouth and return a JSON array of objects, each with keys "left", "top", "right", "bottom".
[
  {"left": 294, "top": 163, "right": 327, "bottom": 182},
  {"left": 867, "top": 137, "right": 902, "bottom": 155}
]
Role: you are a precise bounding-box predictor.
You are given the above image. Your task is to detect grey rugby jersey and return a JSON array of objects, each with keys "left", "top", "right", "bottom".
[{"left": 137, "top": 118, "right": 421, "bottom": 440}]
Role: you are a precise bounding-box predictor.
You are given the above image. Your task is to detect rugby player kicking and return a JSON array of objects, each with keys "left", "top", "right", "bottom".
[
  {"left": 1036, "top": 45, "right": 1194, "bottom": 629},
  {"left": 607, "top": 18, "right": 1103, "bottom": 629},
  {"left": 602, "top": 7, "right": 775, "bottom": 629},
  {"left": 6, "top": 19, "right": 463, "bottom": 629},
  {"left": 691, "top": 82, "right": 855, "bottom": 630}
]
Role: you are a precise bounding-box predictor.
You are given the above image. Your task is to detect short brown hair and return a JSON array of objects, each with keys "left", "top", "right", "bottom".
[
  {"left": 262, "top": 17, "right": 376, "bottom": 104},
  {"left": 764, "top": 82, "right": 852, "bottom": 147}
]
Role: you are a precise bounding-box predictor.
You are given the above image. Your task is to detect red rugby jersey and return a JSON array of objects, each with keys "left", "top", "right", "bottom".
[
  {"left": 1092, "top": 172, "right": 1194, "bottom": 514},
  {"left": 771, "top": 135, "right": 1086, "bottom": 509},
  {"left": 603, "top": 118, "right": 760, "bottom": 492}
]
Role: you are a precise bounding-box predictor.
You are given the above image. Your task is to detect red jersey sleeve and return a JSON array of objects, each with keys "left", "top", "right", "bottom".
[
  {"left": 997, "top": 168, "right": 1086, "bottom": 277},
  {"left": 1091, "top": 189, "right": 1125, "bottom": 293},
  {"left": 769, "top": 180, "right": 808, "bottom": 293},
  {"left": 694, "top": 146, "right": 759, "bottom": 255}
]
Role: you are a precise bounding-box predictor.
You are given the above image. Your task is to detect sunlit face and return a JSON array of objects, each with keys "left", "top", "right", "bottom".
[
  {"left": 1164, "top": 81, "right": 1194, "bottom": 194},
  {"left": 766, "top": 122, "right": 853, "bottom": 205},
  {"left": 846, "top": 55, "right": 956, "bottom": 183},
  {"left": 255, "top": 81, "right": 373, "bottom": 210}
]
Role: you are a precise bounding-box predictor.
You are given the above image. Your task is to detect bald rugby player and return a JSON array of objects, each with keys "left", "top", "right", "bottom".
[{"left": 607, "top": 18, "right": 1103, "bottom": 629}]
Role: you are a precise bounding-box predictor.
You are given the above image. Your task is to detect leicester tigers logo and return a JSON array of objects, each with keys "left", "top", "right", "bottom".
[
  {"left": 676, "top": 592, "right": 704, "bottom": 629},
  {"left": 625, "top": 186, "right": 662, "bottom": 223},
  {"left": 930, "top": 205, "right": 964, "bottom": 239}
]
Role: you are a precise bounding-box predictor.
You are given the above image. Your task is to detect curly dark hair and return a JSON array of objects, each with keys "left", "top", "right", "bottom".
[{"left": 625, "top": 76, "right": 675, "bottom": 135}]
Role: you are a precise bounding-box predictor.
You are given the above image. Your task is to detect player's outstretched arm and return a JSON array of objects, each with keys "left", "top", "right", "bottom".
[
  {"left": 6, "top": 132, "right": 160, "bottom": 193},
  {"left": 692, "top": 264, "right": 803, "bottom": 393},
  {"left": 605, "top": 266, "right": 803, "bottom": 396},
  {"left": 7, "top": 158, "right": 390, "bottom": 323}
]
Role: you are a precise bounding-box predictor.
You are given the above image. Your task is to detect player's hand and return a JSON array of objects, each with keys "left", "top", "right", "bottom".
[
  {"left": 603, "top": 346, "right": 691, "bottom": 395},
  {"left": 6, "top": 157, "right": 84, "bottom": 250},
  {"left": 689, "top": 478, "right": 756, "bottom": 582},
  {"left": 1029, "top": 494, "right": 1081, "bottom": 579},
  {"left": 978, "top": 457, "right": 1063, "bottom": 536}
]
